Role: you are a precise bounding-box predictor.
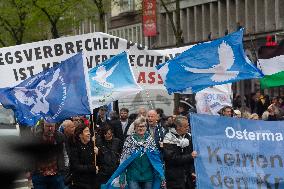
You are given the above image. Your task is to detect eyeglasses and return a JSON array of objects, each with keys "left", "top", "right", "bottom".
[{"left": 136, "top": 124, "right": 146, "bottom": 128}]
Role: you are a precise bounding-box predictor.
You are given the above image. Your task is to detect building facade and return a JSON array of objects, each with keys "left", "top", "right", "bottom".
[
  {"left": 76, "top": 0, "right": 284, "bottom": 110},
  {"left": 108, "top": 0, "right": 148, "bottom": 46},
  {"left": 155, "top": 0, "right": 284, "bottom": 46},
  {"left": 107, "top": 0, "right": 284, "bottom": 107}
]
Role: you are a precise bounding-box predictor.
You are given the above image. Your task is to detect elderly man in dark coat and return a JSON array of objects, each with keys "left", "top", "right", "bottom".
[{"left": 163, "top": 115, "right": 197, "bottom": 189}]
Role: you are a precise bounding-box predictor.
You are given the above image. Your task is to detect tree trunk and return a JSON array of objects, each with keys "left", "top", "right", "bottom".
[
  {"left": 51, "top": 21, "right": 60, "bottom": 39},
  {"left": 92, "top": 0, "right": 106, "bottom": 32},
  {"left": 99, "top": 12, "right": 105, "bottom": 32},
  {"left": 160, "top": 0, "right": 184, "bottom": 112},
  {"left": 175, "top": 0, "right": 183, "bottom": 47}
]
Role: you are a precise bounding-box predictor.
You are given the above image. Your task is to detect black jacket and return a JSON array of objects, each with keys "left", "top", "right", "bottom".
[
  {"left": 163, "top": 131, "right": 195, "bottom": 189},
  {"left": 33, "top": 130, "right": 65, "bottom": 175},
  {"left": 109, "top": 119, "right": 132, "bottom": 142},
  {"left": 69, "top": 141, "right": 97, "bottom": 189},
  {"left": 109, "top": 119, "right": 123, "bottom": 141},
  {"left": 97, "top": 137, "right": 121, "bottom": 176},
  {"left": 64, "top": 135, "right": 75, "bottom": 160}
]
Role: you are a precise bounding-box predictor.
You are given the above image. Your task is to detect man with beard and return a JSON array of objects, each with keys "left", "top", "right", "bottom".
[
  {"left": 31, "top": 120, "right": 66, "bottom": 189},
  {"left": 110, "top": 108, "right": 132, "bottom": 141}
]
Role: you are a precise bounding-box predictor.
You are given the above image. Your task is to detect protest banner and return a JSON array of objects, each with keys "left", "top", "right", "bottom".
[
  {"left": 195, "top": 84, "right": 232, "bottom": 115},
  {"left": 0, "top": 32, "right": 190, "bottom": 89},
  {"left": 191, "top": 113, "right": 284, "bottom": 189}
]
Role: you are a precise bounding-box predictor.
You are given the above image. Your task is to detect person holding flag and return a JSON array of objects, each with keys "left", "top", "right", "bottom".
[{"left": 69, "top": 123, "right": 98, "bottom": 189}]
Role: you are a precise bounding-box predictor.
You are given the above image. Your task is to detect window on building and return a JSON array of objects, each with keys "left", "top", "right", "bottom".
[
  {"left": 137, "top": 25, "right": 141, "bottom": 44},
  {"left": 125, "top": 28, "right": 128, "bottom": 40},
  {"left": 129, "top": 28, "right": 133, "bottom": 41},
  {"left": 117, "top": 30, "right": 120, "bottom": 38},
  {"left": 109, "top": 24, "right": 145, "bottom": 45},
  {"left": 120, "top": 0, "right": 135, "bottom": 12},
  {"left": 121, "top": 29, "right": 124, "bottom": 39},
  {"left": 133, "top": 27, "right": 137, "bottom": 43}
]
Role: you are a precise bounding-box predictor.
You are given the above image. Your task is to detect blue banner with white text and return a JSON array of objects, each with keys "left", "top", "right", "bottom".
[{"left": 190, "top": 114, "right": 284, "bottom": 189}]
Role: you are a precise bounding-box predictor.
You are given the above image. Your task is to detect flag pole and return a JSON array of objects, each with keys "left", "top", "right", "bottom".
[
  {"left": 93, "top": 131, "right": 98, "bottom": 174},
  {"left": 92, "top": 108, "right": 99, "bottom": 174},
  {"left": 248, "top": 32, "right": 260, "bottom": 69}
]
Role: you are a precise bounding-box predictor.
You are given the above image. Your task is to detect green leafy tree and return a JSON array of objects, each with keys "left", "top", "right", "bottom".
[
  {"left": 91, "top": 0, "right": 106, "bottom": 32},
  {"left": 0, "top": 0, "right": 113, "bottom": 45},
  {"left": 0, "top": 0, "right": 32, "bottom": 46},
  {"left": 82, "top": 0, "right": 111, "bottom": 32},
  {"left": 32, "top": 0, "right": 86, "bottom": 38}
]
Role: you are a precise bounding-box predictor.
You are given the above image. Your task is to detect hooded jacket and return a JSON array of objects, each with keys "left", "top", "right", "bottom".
[{"left": 163, "top": 128, "right": 195, "bottom": 189}]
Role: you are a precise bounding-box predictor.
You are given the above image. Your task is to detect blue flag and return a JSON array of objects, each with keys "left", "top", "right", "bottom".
[
  {"left": 156, "top": 29, "right": 264, "bottom": 94},
  {"left": 101, "top": 150, "right": 164, "bottom": 189},
  {"left": 88, "top": 52, "right": 142, "bottom": 109},
  {"left": 190, "top": 113, "right": 284, "bottom": 189},
  {"left": 0, "top": 53, "right": 91, "bottom": 126}
]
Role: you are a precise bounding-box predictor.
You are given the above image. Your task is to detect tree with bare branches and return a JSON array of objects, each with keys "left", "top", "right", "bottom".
[
  {"left": 160, "top": 0, "right": 183, "bottom": 46},
  {"left": 159, "top": 0, "right": 184, "bottom": 110}
]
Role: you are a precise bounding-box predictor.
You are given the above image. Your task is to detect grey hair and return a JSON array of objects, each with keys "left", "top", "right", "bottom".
[
  {"left": 62, "top": 120, "right": 73, "bottom": 128},
  {"left": 174, "top": 115, "right": 188, "bottom": 128},
  {"left": 137, "top": 107, "right": 147, "bottom": 116},
  {"left": 133, "top": 116, "right": 147, "bottom": 128}
]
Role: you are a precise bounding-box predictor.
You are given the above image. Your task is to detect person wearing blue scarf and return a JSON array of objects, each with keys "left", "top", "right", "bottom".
[{"left": 101, "top": 117, "right": 165, "bottom": 189}]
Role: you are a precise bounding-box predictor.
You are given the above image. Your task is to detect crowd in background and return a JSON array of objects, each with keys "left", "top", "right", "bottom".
[
  {"left": 23, "top": 90, "right": 284, "bottom": 189},
  {"left": 232, "top": 90, "right": 284, "bottom": 120}
]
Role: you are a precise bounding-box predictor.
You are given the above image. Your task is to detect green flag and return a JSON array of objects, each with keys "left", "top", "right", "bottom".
[{"left": 258, "top": 40, "right": 284, "bottom": 89}]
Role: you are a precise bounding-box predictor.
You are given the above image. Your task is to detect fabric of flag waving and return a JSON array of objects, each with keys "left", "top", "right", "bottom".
[
  {"left": 156, "top": 28, "right": 263, "bottom": 94},
  {"left": 258, "top": 40, "right": 284, "bottom": 89},
  {"left": 88, "top": 51, "right": 142, "bottom": 109},
  {"left": 0, "top": 53, "right": 91, "bottom": 126}
]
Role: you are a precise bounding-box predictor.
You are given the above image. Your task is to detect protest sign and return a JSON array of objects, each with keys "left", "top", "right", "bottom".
[
  {"left": 191, "top": 113, "right": 284, "bottom": 189},
  {"left": 195, "top": 84, "right": 232, "bottom": 115},
  {"left": 0, "top": 32, "right": 190, "bottom": 89}
]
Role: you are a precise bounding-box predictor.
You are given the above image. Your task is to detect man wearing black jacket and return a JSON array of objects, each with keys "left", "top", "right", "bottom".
[
  {"left": 96, "top": 126, "right": 121, "bottom": 188},
  {"left": 163, "top": 115, "right": 197, "bottom": 189},
  {"left": 110, "top": 108, "right": 132, "bottom": 141},
  {"left": 96, "top": 106, "right": 110, "bottom": 128}
]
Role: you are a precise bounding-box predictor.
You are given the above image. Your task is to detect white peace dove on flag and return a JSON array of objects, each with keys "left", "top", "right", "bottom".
[
  {"left": 92, "top": 64, "right": 118, "bottom": 88},
  {"left": 182, "top": 41, "right": 239, "bottom": 82}
]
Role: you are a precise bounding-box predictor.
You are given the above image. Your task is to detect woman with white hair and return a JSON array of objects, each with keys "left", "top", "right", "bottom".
[{"left": 102, "top": 117, "right": 165, "bottom": 189}]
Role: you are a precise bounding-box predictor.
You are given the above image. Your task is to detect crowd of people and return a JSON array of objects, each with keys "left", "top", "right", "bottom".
[
  {"left": 232, "top": 91, "right": 284, "bottom": 120},
  {"left": 24, "top": 105, "right": 198, "bottom": 189},
  {"left": 23, "top": 91, "right": 283, "bottom": 189}
]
